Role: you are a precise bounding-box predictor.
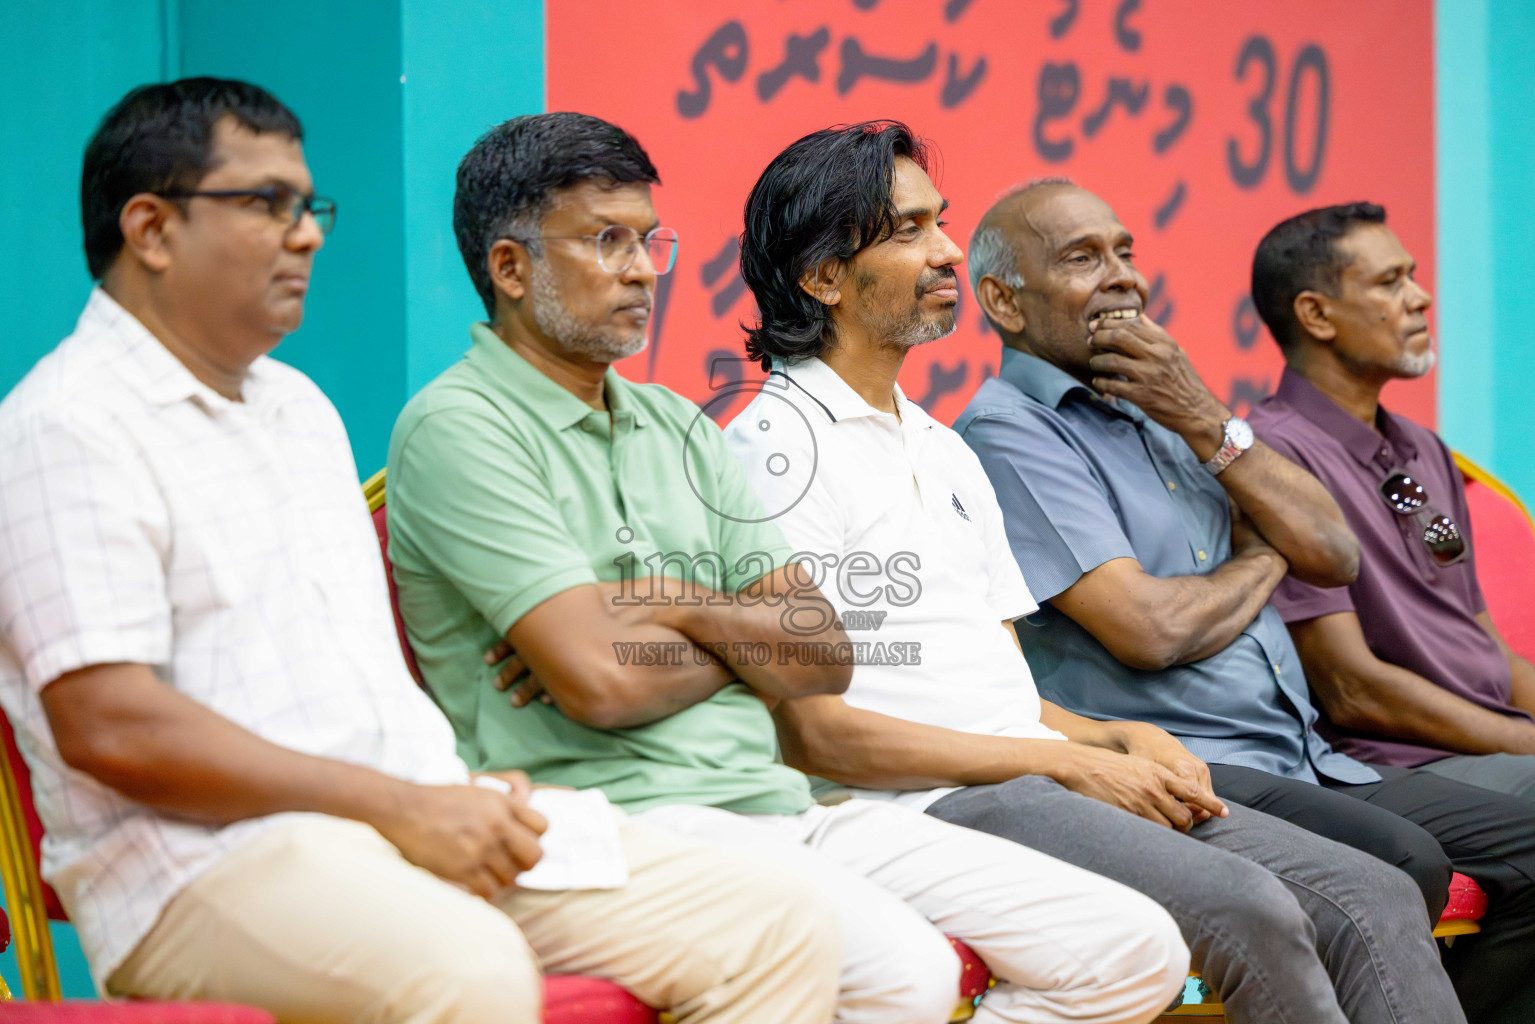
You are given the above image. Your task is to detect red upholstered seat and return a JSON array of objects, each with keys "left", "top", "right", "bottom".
[
  {"left": 0, "top": 1006, "right": 274, "bottom": 1024},
  {"left": 543, "top": 976, "right": 657, "bottom": 1024},
  {"left": 1443, "top": 871, "right": 1490, "bottom": 922},
  {"left": 948, "top": 937, "right": 991, "bottom": 1001}
]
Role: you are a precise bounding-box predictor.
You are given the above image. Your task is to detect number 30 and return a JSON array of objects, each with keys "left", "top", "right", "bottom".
[{"left": 1226, "top": 36, "right": 1330, "bottom": 194}]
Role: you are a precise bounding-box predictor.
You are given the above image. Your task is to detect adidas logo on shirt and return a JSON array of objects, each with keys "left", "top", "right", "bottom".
[{"left": 951, "top": 494, "right": 971, "bottom": 521}]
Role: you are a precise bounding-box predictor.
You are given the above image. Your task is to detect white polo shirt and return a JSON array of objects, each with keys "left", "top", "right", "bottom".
[
  {"left": 723, "top": 356, "right": 1066, "bottom": 810},
  {"left": 0, "top": 290, "right": 468, "bottom": 990}
]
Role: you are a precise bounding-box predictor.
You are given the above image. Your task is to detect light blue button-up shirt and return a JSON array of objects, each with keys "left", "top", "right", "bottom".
[{"left": 954, "top": 348, "right": 1376, "bottom": 785}]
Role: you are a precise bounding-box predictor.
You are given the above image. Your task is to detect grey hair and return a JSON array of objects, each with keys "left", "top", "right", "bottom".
[
  {"left": 497, "top": 206, "right": 546, "bottom": 261},
  {"left": 968, "top": 223, "right": 1025, "bottom": 295},
  {"left": 966, "top": 176, "right": 1078, "bottom": 296}
]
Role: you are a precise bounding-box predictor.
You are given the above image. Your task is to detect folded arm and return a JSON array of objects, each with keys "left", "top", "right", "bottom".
[
  {"left": 1213, "top": 441, "right": 1360, "bottom": 588},
  {"left": 505, "top": 562, "right": 850, "bottom": 731},
  {"left": 1289, "top": 610, "right": 1535, "bottom": 754},
  {"left": 1048, "top": 540, "right": 1288, "bottom": 671}
]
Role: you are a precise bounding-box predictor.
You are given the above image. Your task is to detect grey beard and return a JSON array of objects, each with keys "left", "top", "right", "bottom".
[
  {"left": 874, "top": 307, "right": 957, "bottom": 351},
  {"left": 1392, "top": 344, "right": 1437, "bottom": 378},
  {"left": 530, "top": 259, "right": 648, "bottom": 362}
]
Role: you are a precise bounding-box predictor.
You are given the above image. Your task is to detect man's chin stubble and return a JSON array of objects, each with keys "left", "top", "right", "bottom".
[
  {"left": 530, "top": 259, "right": 648, "bottom": 362},
  {"left": 884, "top": 311, "right": 958, "bottom": 351},
  {"left": 562, "top": 332, "right": 648, "bottom": 362}
]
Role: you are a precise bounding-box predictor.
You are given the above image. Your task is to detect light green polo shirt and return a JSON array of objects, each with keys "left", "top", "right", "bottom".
[{"left": 386, "top": 324, "right": 811, "bottom": 815}]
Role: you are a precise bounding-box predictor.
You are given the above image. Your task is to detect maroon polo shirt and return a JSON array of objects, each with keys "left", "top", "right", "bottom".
[{"left": 1249, "top": 367, "right": 1528, "bottom": 767}]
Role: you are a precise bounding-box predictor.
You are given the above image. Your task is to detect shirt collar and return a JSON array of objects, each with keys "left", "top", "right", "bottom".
[
  {"left": 770, "top": 355, "right": 909, "bottom": 423},
  {"left": 1273, "top": 366, "right": 1415, "bottom": 468},
  {"left": 82, "top": 288, "right": 281, "bottom": 413},
  {"left": 997, "top": 346, "right": 1142, "bottom": 422},
  {"left": 464, "top": 322, "right": 647, "bottom": 431}
]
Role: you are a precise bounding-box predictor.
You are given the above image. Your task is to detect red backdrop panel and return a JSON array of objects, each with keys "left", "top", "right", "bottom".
[{"left": 548, "top": 0, "right": 1434, "bottom": 429}]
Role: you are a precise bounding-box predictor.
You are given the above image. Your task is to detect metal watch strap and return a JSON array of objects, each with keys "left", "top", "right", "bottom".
[{"left": 1202, "top": 417, "right": 1253, "bottom": 476}]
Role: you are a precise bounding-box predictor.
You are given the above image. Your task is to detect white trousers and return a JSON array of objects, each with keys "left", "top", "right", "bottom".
[{"left": 636, "top": 798, "right": 1188, "bottom": 1024}]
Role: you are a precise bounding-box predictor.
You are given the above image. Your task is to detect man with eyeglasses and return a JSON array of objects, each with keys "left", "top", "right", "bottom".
[
  {"left": 1246, "top": 203, "right": 1535, "bottom": 801},
  {"left": 386, "top": 112, "right": 1191, "bottom": 1024},
  {"left": 0, "top": 79, "right": 844, "bottom": 1022},
  {"left": 956, "top": 181, "right": 1535, "bottom": 1024}
]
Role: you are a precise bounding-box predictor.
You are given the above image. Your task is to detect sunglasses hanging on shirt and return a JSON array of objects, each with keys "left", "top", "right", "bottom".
[{"left": 1377, "top": 472, "right": 1468, "bottom": 566}]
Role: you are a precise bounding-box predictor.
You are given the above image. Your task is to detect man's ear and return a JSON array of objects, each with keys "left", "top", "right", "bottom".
[
  {"left": 1292, "top": 289, "right": 1337, "bottom": 343},
  {"left": 488, "top": 238, "right": 534, "bottom": 305},
  {"left": 976, "top": 275, "right": 1026, "bottom": 334},
  {"left": 118, "top": 194, "right": 175, "bottom": 273},
  {"left": 798, "top": 260, "right": 844, "bottom": 308}
]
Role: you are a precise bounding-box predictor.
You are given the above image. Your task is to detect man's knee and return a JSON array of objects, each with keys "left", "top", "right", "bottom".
[
  {"left": 758, "top": 869, "right": 842, "bottom": 982},
  {"left": 1370, "top": 821, "right": 1452, "bottom": 917},
  {"left": 1099, "top": 894, "right": 1191, "bottom": 1021},
  {"left": 681, "top": 860, "right": 842, "bottom": 1008},
  {"left": 398, "top": 944, "right": 542, "bottom": 1024},
  {"left": 845, "top": 924, "right": 961, "bottom": 1024},
  {"left": 1194, "top": 858, "right": 1313, "bottom": 946}
]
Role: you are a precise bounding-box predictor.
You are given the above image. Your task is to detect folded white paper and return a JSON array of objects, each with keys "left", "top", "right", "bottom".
[{"left": 472, "top": 777, "right": 629, "bottom": 891}]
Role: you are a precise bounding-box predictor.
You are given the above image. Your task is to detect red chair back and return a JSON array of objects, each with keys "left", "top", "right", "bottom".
[
  {"left": 1458, "top": 454, "right": 1535, "bottom": 663},
  {"left": 370, "top": 500, "right": 425, "bottom": 686}
]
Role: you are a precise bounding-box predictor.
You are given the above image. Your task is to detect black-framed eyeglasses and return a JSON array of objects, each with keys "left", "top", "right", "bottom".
[
  {"left": 1378, "top": 471, "right": 1467, "bottom": 566},
  {"left": 157, "top": 185, "right": 337, "bottom": 234},
  {"left": 506, "top": 224, "right": 678, "bottom": 275}
]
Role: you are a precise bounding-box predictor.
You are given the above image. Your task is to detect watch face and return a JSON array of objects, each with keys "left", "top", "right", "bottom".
[{"left": 1228, "top": 417, "right": 1255, "bottom": 450}]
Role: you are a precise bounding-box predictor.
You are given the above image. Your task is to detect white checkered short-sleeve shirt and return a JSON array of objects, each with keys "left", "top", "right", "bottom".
[{"left": 0, "top": 290, "right": 469, "bottom": 990}]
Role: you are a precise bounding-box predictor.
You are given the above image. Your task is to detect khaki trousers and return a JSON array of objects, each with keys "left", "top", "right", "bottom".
[{"left": 110, "top": 814, "right": 839, "bottom": 1024}]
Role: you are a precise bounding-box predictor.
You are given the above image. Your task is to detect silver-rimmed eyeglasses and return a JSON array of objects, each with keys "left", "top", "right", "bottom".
[{"left": 507, "top": 225, "right": 678, "bottom": 275}]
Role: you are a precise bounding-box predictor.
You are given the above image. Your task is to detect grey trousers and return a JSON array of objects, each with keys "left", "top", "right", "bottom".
[
  {"left": 928, "top": 775, "right": 1464, "bottom": 1024},
  {"left": 1416, "top": 752, "right": 1535, "bottom": 802}
]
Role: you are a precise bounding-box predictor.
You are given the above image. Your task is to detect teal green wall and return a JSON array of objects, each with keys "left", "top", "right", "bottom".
[
  {"left": 1484, "top": 2, "right": 1535, "bottom": 499},
  {"left": 0, "top": 0, "right": 163, "bottom": 422},
  {"left": 1436, "top": 0, "right": 1535, "bottom": 498},
  {"left": 400, "top": 0, "right": 547, "bottom": 396}
]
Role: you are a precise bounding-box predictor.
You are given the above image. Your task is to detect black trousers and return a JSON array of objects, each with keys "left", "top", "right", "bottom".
[{"left": 1211, "top": 762, "right": 1535, "bottom": 1024}]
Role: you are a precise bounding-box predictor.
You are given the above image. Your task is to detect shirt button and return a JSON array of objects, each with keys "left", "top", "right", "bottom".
[
  {"left": 1197, "top": 550, "right": 1207, "bottom": 561},
  {"left": 1272, "top": 663, "right": 1282, "bottom": 674},
  {"left": 1166, "top": 481, "right": 1177, "bottom": 491}
]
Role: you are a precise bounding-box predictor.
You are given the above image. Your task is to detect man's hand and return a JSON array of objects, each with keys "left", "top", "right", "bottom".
[
  {"left": 486, "top": 639, "right": 551, "bottom": 708},
  {"left": 1086, "top": 315, "right": 1230, "bottom": 461},
  {"left": 373, "top": 781, "right": 547, "bottom": 899},
  {"left": 1050, "top": 742, "right": 1227, "bottom": 831},
  {"left": 1112, "top": 722, "right": 1226, "bottom": 825}
]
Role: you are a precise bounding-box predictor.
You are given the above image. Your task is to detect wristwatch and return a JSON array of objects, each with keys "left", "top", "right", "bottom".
[{"left": 1201, "top": 416, "right": 1254, "bottom": 476}]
